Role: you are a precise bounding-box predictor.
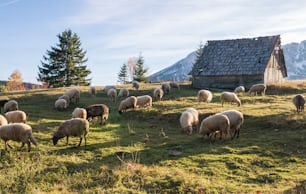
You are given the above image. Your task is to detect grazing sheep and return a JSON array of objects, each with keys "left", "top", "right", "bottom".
[
  {"left": 161, "top": 83, "right": 171, "bottom": 94},
  {"left": 72, "top": 107, "right": 87, "bottom": 119},
  {"left": 3, "top": 100, "right": 18, "bottom": 113},
  {"left": 198, "top": 90, "right": 213, "bottom": 103},
  {"left": 89, "top": 86, "right": 96, "bottom": 96},
  {"left": 218, "top": 110, "right": 244, "bottom": 139},
  {"left": 153, "top": 88, "right": 164, "bottom": 101},
  {"left": 0, "top": 115, "right": 8, "bottom": 126},
  {"left": 136, "top": 95, "right": 152, "bottom": 108},
  {"left": 86, "top": 104, "right": 109, "bottom": 125},
  {"left": 234, "top": 86, "right": 245, "bottom": 95},
  {"left": 179, "top": 108, "right": 199, "bottom": 134},
  {"left": 5, "top": 110, "right": 27, "bottom": 123},
  {"left": 220, "top": 92, "right": 241, "bottom": 107},
  {"left": 0, "top": 123, "right": 37, "bottom": 152},
  {"left": 64, "top": 88, "right": 80, "bottom": 104},
  {"left": 52, "top": 118, "right": 89, "bottom": 147},
  {"left": 54, "top": 99, "right": 67, "bottom": 111},
  {"left": 103, "top": 85, "right": 116, "bottom": 93},
  {"left": 58, "top": 95, "right": 70, "bottom": 106},
  {"left": 199, "top": 114, "right": 230, "bottom": 140},
  {"left": 118, "top": 96, "right": 137, "bottom": 114},
  {"left": 247, "top": 84, "right": 266, "bottom": 96},
  {"left": 132, "top": 81, "right": 140, "bottom": 90},
  {"left": 107, "top": 88, "right": 117, "bottom": 102},
  {"left": 170, "top": 82, "right": 180, "bottom": 90},
  {"left": 0, "top": 99, "right": 9, "bottom": 112},
  {"left": 293, "top": 94, "right": 305, "bottom": 113},
  {"left": 118, "top": 88, "right": 129, "bottom": 99}
]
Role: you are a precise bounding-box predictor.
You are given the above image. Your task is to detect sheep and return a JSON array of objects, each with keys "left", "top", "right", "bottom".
[
  {"left": 64, "top": 88, "right": 80, "bottom": 103},
  {"left": 247, "top": 84, "right": 266, "bottom": 96},
  {"left": 107, "top": 88, "right": 117, "bottom": 102},
  {"left": 58, "top": 95, "right": 70, "bottom": 106},
  {"left": 218, "top": 110, "right": 244, "bottom": 139},
  {"left": 54, "top": 98, "right": 67, "bottom": 111},
  {"left": 132, "top": 81, "right": 140, "bottom": 90},
  {"left": 52, "top": 118, "right": 90, "bottom": 147},
  {"left": 89, "top": 86, "right": 96, "bottom": 96},
  {"left": 118, "top": 88, "right": 129, "bottom": 99},
  {"left": 103, "top": 85, "right": 116, "bottom": 93},
  {"left": 0, "top": 123, "right": 38, "bottom": 152},
  {"left": 197, "top": 89, "right": 213, "bottom": 103},
  {"left": 170, "top": 82, "right": 180, "bottom": 90},
  {"left": 0, "top": 115, "right": 8, "bottom": 126},
  {"left": 220, "top": 92, "right": 241, "bottom": 107},
  {"left": 5, "top": 110, "right": 27, "bottom": 123},
  {"left": 136, "top": 95, "right": 152, "bottom": 108},
  {"left": 199, "top": 114, "right": 230, "bottom": 140},
  {"left": 72, "top": 107, "right": 87, "bottom": 119},
  {"left": 161, "top": 83, "right": 171, "bottom": 94},
  {"left": 3, "top": 100, "right": 18, "bottom": 113},
  {"left": 234, "top": 86, "right": 245, "bottom": 95},
  {"left": 118, "top": 96, "right": 137, "bottom": 114},
  {"left": 293, "top": 94, "right": 305, "bottom": 113},
  {"left": 153, "top": 88, "right": 164, "bottom": 101},
  {"left": 0, "top": 99, "right": 9, "bottom": 112},
  {"left": 86, "top": 104, "right": 109, "bottom": 125},
  {"left": 179, "top": 108, "right": 199, "bottom": 134}
]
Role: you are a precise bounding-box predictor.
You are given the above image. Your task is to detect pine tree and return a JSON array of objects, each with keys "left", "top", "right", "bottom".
[
  {"left": 193, "top": 41, "right": 204, "bottom": 69},
  {"left": 118, "top": 63, "right": 128, "bottom": 84},
  {"left": 133, "top": 54, "right": 148, "bottom": 82},
  {"left": 37, "top": 29, "right": 91, "bottom": 87}
]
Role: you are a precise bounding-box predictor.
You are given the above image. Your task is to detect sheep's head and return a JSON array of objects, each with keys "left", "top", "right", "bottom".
[{"left": 52, "top": 131, "right": 64, "bottom": 145}]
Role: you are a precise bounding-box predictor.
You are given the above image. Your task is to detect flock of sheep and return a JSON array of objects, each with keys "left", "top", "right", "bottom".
[{"left": 0, "top": 81, "right": 304, "bottom": 152}]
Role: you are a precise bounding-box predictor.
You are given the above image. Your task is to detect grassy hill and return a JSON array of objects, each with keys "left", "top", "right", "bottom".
[{"left": 1, "top": 81, "right": 306, "bottom": 193}]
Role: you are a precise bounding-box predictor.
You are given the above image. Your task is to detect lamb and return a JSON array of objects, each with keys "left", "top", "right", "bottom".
[
  {"left": 72, "top": 107, "right": 87, "bottom": 119},
  {"left": 5, "top": 110, "right": 27, "bottom": 123},
  {"left": 64, "top": 88, "right": 80, "bottom": 103},
  {"left": 0, "top": 123, "right": 38, "bottom": 152},
  {"left": 3, "top": 100, "right": 18, "bottom": 113},
  {"left": 220, "top": 92, "right": 241, "bottom": 107},
  {"left": 132, "top": 81, "right": 140, "bottom": 90},
  {"left": 89, "top": 86, "right": 96, "bottom": 96},
  {"left": 85, "top": 104, "right": 109, "bottom": 125},
  {"left": 247, "top": 84, "right": 267, "bottom": 96},
  {"left": 161, "top": 83, "right": 171, "bottom": 94},
  {"left": 52, "top": 118, "right": 90, "bottom": 147},
  {"left": 170, "top": 82, "right": 180, "bottom": 90},
  {"left": 103, "top": 85, "right": 116, "bottom": 93},
  {"left": 293, "top": 94, "right": 305, "bottom": 113},
  {"left": 0, "top": 115, "right": 8, "bottom": 126},
  {"left": 118, "top": 88, "right": 129, "bottom": 99},
  {"left": 218, "top": 110, "right": 244, "bottom": 139},
  {"left": 118, "top": 96, "right": 137, "bottom": 114},
  {"left": 197, "top": 89, "right": 213, "bottom": 103},
  {"left": 54, "top": 98, "right": 67, "bottom": 111},
  {"left": 136, "top": 95, "right": 152, "bottom": 108},
  {"left": 234, "top": 86, "right": 245, "bottom": 95},
  {"left": 199, "top": 114, "right": 230, "bottom": 140},
  {"left": 58, "top": 95, "right": 70, "bottom": 106},
  {"left": 107, "top": 88, "right": 117, "bottom": 102},
  {"left": 179, "top": 108, "right": 199, "bottom": 134},
  {"left": 153, "top": 88, "right": 164, "bottom": 101}
]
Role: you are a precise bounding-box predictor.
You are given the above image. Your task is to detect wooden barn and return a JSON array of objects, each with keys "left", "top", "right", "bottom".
[{"left": 191, "top": 35, "right": 287, "bottom": 89}]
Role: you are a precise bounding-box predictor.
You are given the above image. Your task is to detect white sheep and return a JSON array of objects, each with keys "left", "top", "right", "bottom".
[
  {"left": 103, "top": 85, "right": 116, "bottom": 93},
  {"left": 64, "top": 88, "right": 80, "bottom": 103},
  {"left": 58, "top": 95, "right": 70, "bottom": 106},
  {"left": 136, "top": 95, "right": 152, "bottom": 108},
  {"left": 218, "top": 110, "right": 244, "bottom": 139},
  {"left": 72, "top": 107, "right": 87, "bottom": 119},
  {"left": 199, "top": 114, "right": 230, "bottom": 140},
  {"left": 3, "top": 100, "right": 18, "bottom": 113},
  {"left": 220, "top": 92, "right": 241, "bottom": 107},
  {"left": 197, "top": 90, "right": 213, "bottom": 103},
  {"left": 118, "top": 88, "right": 129, "bottom": 99},
  {"left": 89, "top": 86, "right": 96, "bottom": 96},
  {"left": 153, "top": 88, "right": 164, "bottom": 101},
  {"left": 54, "top": 98, "right": 67, "bottom": 111},
  {"left": 247, "top": 84, "right": 266, "bottom": 96},
  {"left": 0, "top": 115, "right": 8, "bottom": 126},
  {"left": 234, "top": 86, "right": 245, "bottom": 95},
  {"left": 170, "top": 82, "right": 180, "bottom": 90},
  {"left": 132, "top": 81, "right": 140, "bottom": 90},
  {"left": 293, "top": 94, "right": 305, "bottom": 113},
  {"left": 107, "top": 88, "right": 117, "bottom": 102},
  {"left": 161, "top": 83, "right": 171, "bottom": 94},
  {"left": 118, "top": 96, "right": 137, "bottom": 114},
  {"left": 5, "top": 110, "right": 27, "bottom": 123},
  {"left": 52, "top": 118, "right": 90, "bottom": 147},
  {"left": 179, "top": 108, "right": 199, "bottom": 134},
  {"left": 0, "top": 123, "right": 38, "bottom": 152}
]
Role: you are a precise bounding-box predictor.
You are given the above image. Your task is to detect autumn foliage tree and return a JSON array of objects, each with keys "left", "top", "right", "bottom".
[{"left": 6, "top": 70, "right": 25, "bottom": 91}]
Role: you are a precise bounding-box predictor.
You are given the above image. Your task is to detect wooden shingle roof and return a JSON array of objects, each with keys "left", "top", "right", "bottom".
[{"left": 192, "top": 35, "right": 283, "bottom": 76}]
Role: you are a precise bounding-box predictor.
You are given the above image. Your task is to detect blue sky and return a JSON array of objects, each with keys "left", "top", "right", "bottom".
[{"left": 1, "top": 0, "right": 306, "bottom": 86}]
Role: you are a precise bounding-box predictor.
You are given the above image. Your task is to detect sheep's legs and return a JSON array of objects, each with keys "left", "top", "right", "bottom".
[
  {"left": 78, "top": 137, "right": 83, "bottom": 146},
  {"left": 66, "top": 136, "right": 69, "bottom": 145},
  {"left": 19, "top": 142, "right": 25, "bottom": 150},
  {"left": 27, "top": 142, "right": 31, "bottom": 152},
  {"left": 5, "top": 142, "right": 13, "bottom": 150}
]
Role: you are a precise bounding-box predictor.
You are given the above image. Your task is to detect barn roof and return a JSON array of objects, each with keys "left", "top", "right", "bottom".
[{"left": 192, "top": 35, "right": 285, "bottom": 76}]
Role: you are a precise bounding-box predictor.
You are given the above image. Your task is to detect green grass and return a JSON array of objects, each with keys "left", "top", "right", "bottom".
[{"left": 1, "top": 82, "right": 306, "bottom": 193}]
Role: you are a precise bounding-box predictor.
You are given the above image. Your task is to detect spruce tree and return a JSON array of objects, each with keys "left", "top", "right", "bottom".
[
  {"left": 133, "top": 54, "right": 148, "bottom": 82},
  {"left": 37, "top": 29, "right": 91, "bottom": 87},
  {"left": 193, "top": 41, "right": 204, "bottom": 69},
  {"left": 118, "top": 63, "right": 128, "bottom": 84}
]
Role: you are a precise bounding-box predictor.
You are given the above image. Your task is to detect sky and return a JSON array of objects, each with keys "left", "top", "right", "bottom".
[{"left": 1, "top": 0, "right": 306, "bottom": 86}]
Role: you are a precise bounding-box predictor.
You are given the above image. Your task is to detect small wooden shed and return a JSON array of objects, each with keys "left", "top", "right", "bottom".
[{"left": 191, "top": 35, "right": 287, "bottom": 89}]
